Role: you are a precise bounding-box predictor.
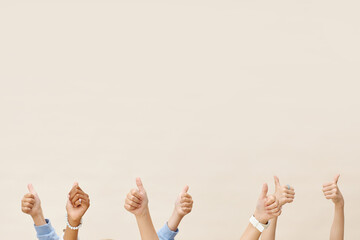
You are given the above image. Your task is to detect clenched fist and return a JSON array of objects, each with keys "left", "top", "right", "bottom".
[
  {"left": 124, "top": 178, "right": 149, "bottom": 217},
  {"left": 254, "top": 184, "right": 282, "bottom": 224},
  {"left": 322, "top": 174, "right": 344, "bottom": 207},
  {"left": 66, "top": 182, "right": 90, "bottom": 226}
]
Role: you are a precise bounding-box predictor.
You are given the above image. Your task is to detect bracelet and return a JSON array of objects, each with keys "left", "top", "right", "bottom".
[{"left": 66, "top": 215, "right": 82, "bottom": 230}]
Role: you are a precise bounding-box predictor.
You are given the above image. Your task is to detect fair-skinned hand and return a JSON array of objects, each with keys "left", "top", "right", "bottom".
[
  {"left": 167, "top": 185, "right": 194, "bottom": 231},
  {"left": 274, "top": 176, "right": 295, "bottom": 206},
  {"left": 254, "top": 184, "right": 282, "bottom": 224},
  {"left": 21, "top": 184, "right": 46, "bottom": 226},
  {"left": 21, "top": 184, "right": 42, "bottom": 217},
  {"left": 124, "top": 178, "right": 149, "bottom": 217},
  {"left": 174, "top": 185, "right": 193, "bottom": 217},
  {"left": 322, "top": 174, "right": 344, "bottom": 207},
  {"left": 66, "top": 182, "right": 90, "bottom": 226}
]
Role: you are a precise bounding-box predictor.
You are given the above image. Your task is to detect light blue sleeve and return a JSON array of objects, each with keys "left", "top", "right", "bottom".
[
  {"left": 157, "top": 223, "right": 179, "bottom": 240},
  {"left": 34, "top": 219, "right": 61, "bottom": 240}
]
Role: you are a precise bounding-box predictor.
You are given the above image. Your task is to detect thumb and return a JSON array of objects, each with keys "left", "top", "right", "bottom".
[
  {"left": 260, "top": 183, "right": 268, "bottom": 199},
  {"left": 334, "top": 174, "right": 340, "bottom": 184},
  {"left": 266, "top": 195, "right": 276, "bottom": 205},
  {"left": 27, "top": 184, "right": 37, "bottom": 195},
  {"left": 69, "top": 182, "right": 79, "bottom": 198},
  {"left": 136, "top": 177, "right": 145, "bottom": 193},
  {"left": 274, "top": 176, "right": 280, "bottom": 188},
  {"left": 182, "top": 185, "right": 189, "bottom": 193}
]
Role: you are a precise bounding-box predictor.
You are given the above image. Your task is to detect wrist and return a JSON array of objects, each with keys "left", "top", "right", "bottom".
[
  {"left": 67, "top": 215, "right": 82, "bottom": 227},
  {"left": 135, "top": 207, "right": 150, "bottom": 218},
  {"left": 249, "top": 215, "right": 270, "bottom": 233},
  {"left": 335, "top": 201, "right": 345, "bottom": 209},
  {"left": 253, "top": 210, "right": 268, "bottom": 224},
  {"left": 31, "top": 211, "right": 46, "bottom": 226},
  {"left": 334, "top": 195, "right": 345, "bottom": 207},
  {"left": 167, "top": 209, "right": 183, "bottom": 231},
  {"left": 174, "top": 208, "right": 186, "bottom": 219}
]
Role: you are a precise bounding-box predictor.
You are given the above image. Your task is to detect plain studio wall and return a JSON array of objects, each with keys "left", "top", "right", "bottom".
[{"left": 0, "top": 0, "right": 359, "bottom": 239}]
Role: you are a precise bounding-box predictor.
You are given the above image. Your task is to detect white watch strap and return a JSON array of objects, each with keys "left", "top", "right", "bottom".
[{"left": 249, "top": 215, "right": 269, "bottom": 232}]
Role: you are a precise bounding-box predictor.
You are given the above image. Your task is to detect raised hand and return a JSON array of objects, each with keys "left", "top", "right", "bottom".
[
  {"left": 66, "top": 182, "right": 90, "bottom": 227},
  {"left": 124, "top": 178, "right": 149, "bottom": 217},
  {"left": 167, "top": 185, "right": 194, "bottom": 231},
  {"left": 323, "top": 174, "right": 345, "bottom": 240},
  {"left": 260, "top": 177, "right": 295, "bottom": 240},
  {"left": 21, "top": 184, "right": 46, "bottom": 226},
  {"left": 174, "top": 185, "right": 193, "bottom": 217},
  {"left": 124, "top": 178, "right": 158, "bottom": 240},
  {"left": 254, "top": 184, "right": 282, "bottom": 224},
  {"left": 240, "top": 183, "right": 282, "bottom": 240},
  {"left": 323, "top": 174, "right": 344, "bottom": 207},
  {"left": 274, "top": 176, "right": 295, "bottom": 207}
]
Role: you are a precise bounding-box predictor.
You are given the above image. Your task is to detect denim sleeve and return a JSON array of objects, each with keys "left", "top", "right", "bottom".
[
  {"left": 34, "top": 219, "right": 61, "bottom": 240},
  {"left": 157, "top": 223, "right": 179, "bottom": 240}
]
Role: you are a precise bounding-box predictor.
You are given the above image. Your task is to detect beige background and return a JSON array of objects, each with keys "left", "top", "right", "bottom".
[{"left": 0, "top": 0, "right": 359, "bottom": 239}]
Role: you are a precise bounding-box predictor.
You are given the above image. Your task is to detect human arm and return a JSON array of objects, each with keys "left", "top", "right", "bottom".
[
  {"left": 323, "top": 174, "right": 344, "bottom": 240},
  {"left": 167, "top": 185, "right": 193, "bottom": 231},
  {"left": 261, "top": 176, "right": 295, "bottom": 240},
  {"left": 64, "top": 182, "right": 90, "bottom": 240},
  {"left": 124, "top": 178, "right": 159, "bottom": 240},
  {"left": 21, "top": 184, "right": 60, "bottom": 240},
  {"left": 240, "top": 183, "right": 282, "bottom": 240}
]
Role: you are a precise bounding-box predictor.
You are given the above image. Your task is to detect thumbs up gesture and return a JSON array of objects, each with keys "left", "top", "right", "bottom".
[
  {"left": 254, "top": 184, "right": 282, "bottom": 224},
  {"left": 66, "top": 182, "right": 90, "bottom": 226},
  {"left": 322, "top": 174, "right": 344, "bottom": 207},
  {"left": 21, "top": 184, "right": 42, "bottom": 216},
  {"left": 174, "top": 185, "right": 193, "bottom": 217},
  {"left": 124, "top": 178, "right": 149, "bottom": 216},
  {"left": 273, "top": 176, "right": 295, "bottom": 206},
  {"left": 21, "top": 184, "right": 46, "bottom": 226}
]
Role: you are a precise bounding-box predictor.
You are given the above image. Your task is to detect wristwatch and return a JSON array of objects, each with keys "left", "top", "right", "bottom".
[{"left": 249, "top": 215, "right": 270, "bottom": 232}]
